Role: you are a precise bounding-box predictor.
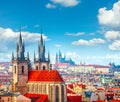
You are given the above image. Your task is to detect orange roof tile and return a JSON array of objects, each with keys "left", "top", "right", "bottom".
[{"left": 28, "top": 70, "right": 64, "bottom": 82}]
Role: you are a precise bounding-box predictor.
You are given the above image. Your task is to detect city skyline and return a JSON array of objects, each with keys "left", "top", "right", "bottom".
[{"left": 0, "top": 0, "right": 120, "bottom": 65}]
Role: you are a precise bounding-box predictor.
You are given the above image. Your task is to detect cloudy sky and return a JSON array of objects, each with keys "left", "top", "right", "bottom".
[{"left": 0, "top": 0, "right": 120, "bottom": 65}]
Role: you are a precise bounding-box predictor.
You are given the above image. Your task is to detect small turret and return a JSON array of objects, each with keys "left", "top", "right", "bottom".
[
  {"left": 12, "top": 52, "right": 14, "bottom": 60},
  {"left": 34, "top": 51, "right": 36, "bottom": 61},
  {"left": 48, "top": 51, "right": 50, "bottom": 63},
  {"left": 27, "top": 52, "right": 29, "bottom": 60}
]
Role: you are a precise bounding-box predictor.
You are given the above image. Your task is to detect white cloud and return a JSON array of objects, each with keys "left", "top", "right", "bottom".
[
  {"left": 65, "top": 32, "right": 85, "bottom": 36},
  {"left": 85, "top": 54, "right": 120, "bottom": 65},
  {"left": 109, "top": 40, "right": 120, "bottom": 50},
  {"left": 46, "top": 3, "right": 56, "bottom": 9},
  {"left": 50, "top": 0, "right": 80, "bottom": 7},
  {"left": 98, "top": 0, "right": 120, "bottom": 28},
  {"left": 55, "top": 44, "right": 62, "bottom": 47},
  {"left": 0, "top": 27, "right": 48, "bottom": 61},
  {"left": 105, "top": 31, "right": 120, "bottom": 41},
  {"left": 72, "top": 38, "right": 105, "bottom": 46},
  {"left": 66, "top": 51, "right": 81, "bottom": 59}
]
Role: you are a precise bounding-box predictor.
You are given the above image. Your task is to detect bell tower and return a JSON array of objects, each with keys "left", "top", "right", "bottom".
[
  {"left": 12, "top": 30, "right": 30, "bottom": 95},
  {"left": 34, "top": 31, "right": 50, "bottom": 70}
]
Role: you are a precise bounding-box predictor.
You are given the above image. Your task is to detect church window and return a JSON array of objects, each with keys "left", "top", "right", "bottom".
[
  {"left": 61, "top": 85, "right": 64, "bottom": 102},
  {"left": 22, "top": 66, "right": 24, "bottom": 74},
  {"left": 43, "top": 66, "right": 46, "bottom": 70},
  {"left": 14, "top": 66, "right": 16, "bottom": 74},
  {"left": 56, "top": 85, "right": 59, "bottom": 102},
  {"left": 36, "top": 66, "right": 38, "bottom": 70}
]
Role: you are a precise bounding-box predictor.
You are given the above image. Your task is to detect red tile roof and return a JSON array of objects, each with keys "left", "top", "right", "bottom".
[
  {"left": 67, "top": 88, "right": 76, "bottom": 94},
  {"left": 67, "top": 84, "right": 73, "bottom": 89},
  {"left": 28, "top": 70, "right": 64, "bottom": 82},
  {"left": 67, "top": 95, "right": 82, "bottom": 102},
  {"left": 25, "top": 93, "right": 48, "bottom": 102}
]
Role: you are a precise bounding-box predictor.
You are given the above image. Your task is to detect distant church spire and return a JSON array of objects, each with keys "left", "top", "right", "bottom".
[{"left": 55, "top": 53, "right": 58, "bottom": 63}]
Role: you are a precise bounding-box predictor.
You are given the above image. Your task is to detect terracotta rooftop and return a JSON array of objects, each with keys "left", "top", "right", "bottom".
[
  {"left": 25, "top": 93, "right": 48, "bottom": 102},
  {"left": 28, "top": 70, "right": 64, "bottom": 82}
]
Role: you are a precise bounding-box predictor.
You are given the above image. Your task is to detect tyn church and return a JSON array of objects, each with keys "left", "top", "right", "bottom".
[{"left": 12, "top": 31, "right": 67, "bottom": 102}]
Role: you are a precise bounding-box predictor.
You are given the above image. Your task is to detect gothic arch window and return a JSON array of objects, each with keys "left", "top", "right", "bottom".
[
  {"left": 50, "top": 86, "right": 53, "bottom": 102},
  {"left": 43, "top": 84, "right": 46, "bottom": 94},
  {"left": 61, "top": 85, "right": 64, "bottom": 102},
  {"left": 36, "top": 66, "right": 38, "bottom": 70},
  {"left": 43, "top": 66, "right": 46, "bottom": 70},
  {"left": 22, "top": 66, "right": 24, "bottom": 74},
  {"left": 56, "top": 85, "right": 59, "bottom": 102},
  {"left": 14, "top": 66, "right": 16, "bottom": 74}
]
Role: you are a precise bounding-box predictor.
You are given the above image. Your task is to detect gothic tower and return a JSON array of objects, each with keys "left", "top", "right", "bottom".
[
  {"left": 34, "top": 34, "right": 50, "bottom": 70},
  {"left": 12, "top": 30, "right": 30, "bottom": 95}
]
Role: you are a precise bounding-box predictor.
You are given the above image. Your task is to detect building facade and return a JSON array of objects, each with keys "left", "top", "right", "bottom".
[{"left": 12, "top": 31, "right": 67, "bottom": 102}]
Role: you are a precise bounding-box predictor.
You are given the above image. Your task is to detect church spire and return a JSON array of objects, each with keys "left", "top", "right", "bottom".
[
  {"left": 27, "top": 52, "right": 29, "bottom": 60},
  {"left": 40, "top": 34, "right": 43, "bottom": 48},
  {"left": 17, "top": 28, "right": 25, "bottom": 60},
  {"left": 12, "top": 52, "right": 14, "bottom": 60},
  {"left": 55, "top": 53, "right": 58, "bottom": 64},
  {"left": 19, "top": 27, "right": 22, "bottom": 47},
  {"left": 48, "top": 51, "right": 50, "bottom": 63},
  {"left": 16, "top": 43, "right": 19, "bottom": 59},
  {"left": 39, "top": 33, "right": 45, "bottom": 61},
  {"left": 34, "top": 51, "right": 36, "bottom": 61}
]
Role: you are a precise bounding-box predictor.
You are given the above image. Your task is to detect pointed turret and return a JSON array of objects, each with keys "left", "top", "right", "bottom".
[
  {"left": 17, "top": 29, "right": 25, "bottom": 60},
  {"left": 55, "top": 53, "right": 58, "bottom": 64},
  {"left": 40, "top": 34, "right": 43, "bottom": 48},
  {"left": 64, "top": 54, "right": 66, "bottom": 59},
  {"left": 19, "top": 28, "right": 22, "bottom": 47},
  {"left": 39, "top": 34, "right": 45, "bottom": 61},
  {"left": 58, "top": 50, "right": 62, "bottom": 62},
  {"left": 27, "top": 52, "right": 29, "bottom": 60},
  {"left": 48, "top": 51, "right": 50, "bottom": 63},
  {"left": 12, "top": 52, "right": 14, "bottom": 60},
  {"left": 42, "top": 41, "right": 46, "bottom": 61},
  {"left": 16, "top": 43, "right": 19, "bottom": 59},
  {"left": 34, "top": 51, "right": 36, "bottom": 61},
  {"left": 59, "top": 50, "right": 62, "bottom": 59}
]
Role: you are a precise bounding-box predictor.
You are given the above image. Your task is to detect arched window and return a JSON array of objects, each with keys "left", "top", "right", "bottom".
[
  {"left": 56, "top": 85, "right": 59, "bottom": 102},
  {"left": 61, "top": 85, "right": 64, "bottom": 102},
  {"left": 22, "top": 66, "right": 24, "bottom": 74},
  {"left": 14, "top": 66, "right": 16, "bottom": 74},
  {"left": 36, "top": 66, "right": 38, "bottom": 70},
  {"left": 43, "top": 66, "right": 46, "bottom": 70}
]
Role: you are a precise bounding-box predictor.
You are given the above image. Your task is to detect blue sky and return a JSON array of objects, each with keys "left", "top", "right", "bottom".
[{"left": 0, "top": 0, "right": 120, "bottom": 65}]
